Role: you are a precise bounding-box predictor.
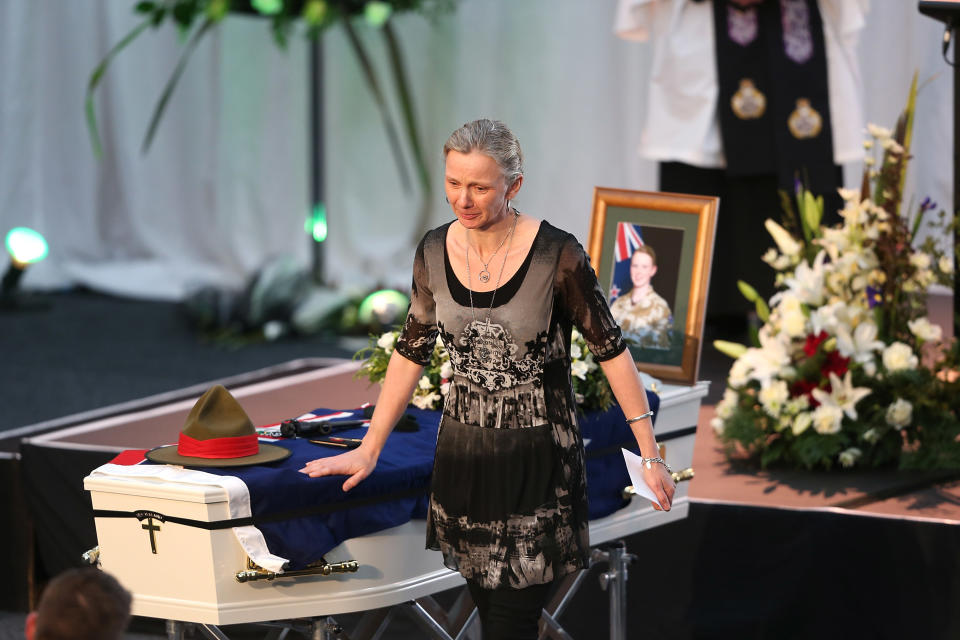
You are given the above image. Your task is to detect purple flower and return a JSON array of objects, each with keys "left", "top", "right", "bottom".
[
  {"left": 866, "top": 285, "right": 883, "bottom": 309},
  {"left": 920, "top": 197, "right": 937, "bottom": 212}
]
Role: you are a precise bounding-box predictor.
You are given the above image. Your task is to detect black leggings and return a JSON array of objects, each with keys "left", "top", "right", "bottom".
[{"left": 466, "top": 580, "right": 553, "bottom": 640}]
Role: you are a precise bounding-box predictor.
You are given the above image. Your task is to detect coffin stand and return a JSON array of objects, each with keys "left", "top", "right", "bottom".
[{"left": 68, "top": 360, "right": 706, "bottom": 640}]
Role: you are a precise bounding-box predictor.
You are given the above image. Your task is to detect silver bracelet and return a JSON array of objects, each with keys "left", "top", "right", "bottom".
[
  {"left": 641, "top": 457, "right": 672, "bottom": 474},
  {"left": 625, "top": 410, "right": 654, "bottom": 425}
]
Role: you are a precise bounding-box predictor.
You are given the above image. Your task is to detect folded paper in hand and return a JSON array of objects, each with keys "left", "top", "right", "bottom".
[{"left": 621, "top": 448, "right": 665, "bottom": 509}]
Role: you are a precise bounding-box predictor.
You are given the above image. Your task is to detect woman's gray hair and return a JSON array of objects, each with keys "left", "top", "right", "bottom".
[{"left": 443, "top": 119, "right": 524, "bottom": 187}]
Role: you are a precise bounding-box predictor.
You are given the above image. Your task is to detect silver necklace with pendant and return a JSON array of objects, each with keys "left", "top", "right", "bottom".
[
  {"left": 466, "top": 210, "right": 519, "bottom": 328},
  {"left": 469, "top": 211, "right": 515, "bottom": 283}
]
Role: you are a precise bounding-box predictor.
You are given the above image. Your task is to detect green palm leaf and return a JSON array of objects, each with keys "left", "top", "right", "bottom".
[
  {"left": 141, "top": 18, "right": 216, "bottom": 153},
  {"left": 342, "top": 17, "right": 412, "bottom": 192},
  {"left": 85, "top": 16, "right": 154, "bottom": 158}
]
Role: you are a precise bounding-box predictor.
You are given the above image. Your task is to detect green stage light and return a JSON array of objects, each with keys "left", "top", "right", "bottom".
[
  {"left": 252, "top": 0, "right": 283, "bottom": 16},
  {"left": 302, "top": 0, "right": 328, "bottom": 26},
  {"left": 5, "top": 227, "right": 48, "bottom": 266},
  {"left": 364, "top": 1, "right": 392, "bottom": 27},
  {"left": 357, "top": 289, "right": 409, "bottom": 327},
  {"left": 2, "top": 227, "right": 49, "bottom": 310},
  {"left": 306, "top": 203, "right": 328, "bottom": 243}
]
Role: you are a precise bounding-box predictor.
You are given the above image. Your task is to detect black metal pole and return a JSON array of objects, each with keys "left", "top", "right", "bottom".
[
  {"left": 310, "top": 36, "right": 325, "bottom": 284},
  {"left": 918, "top": 3, "right": 960, "bottom": 337},
  {"left": 953, "top": 20, "right": 959, "bottom": 339}
]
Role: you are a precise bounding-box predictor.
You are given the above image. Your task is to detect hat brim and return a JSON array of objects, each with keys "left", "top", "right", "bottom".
[{"left": 145, "top": 442, "right": 292, "bottom": 468}]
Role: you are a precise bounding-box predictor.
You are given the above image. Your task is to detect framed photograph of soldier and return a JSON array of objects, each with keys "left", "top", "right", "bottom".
[{"left": 587, "top": 188, "right": 719, "bottom": 385}]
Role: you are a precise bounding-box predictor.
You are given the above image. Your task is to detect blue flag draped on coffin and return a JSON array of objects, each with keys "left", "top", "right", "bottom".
[{"left": 107, "top": 396, "right": 660, "bottom": 570}]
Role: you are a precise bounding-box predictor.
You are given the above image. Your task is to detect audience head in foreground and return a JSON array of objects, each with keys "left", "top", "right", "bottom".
[{"left": 25, "top": 568, "right": 131, "bottom": 640}]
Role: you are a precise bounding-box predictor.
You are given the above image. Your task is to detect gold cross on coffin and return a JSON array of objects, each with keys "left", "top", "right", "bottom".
[{"left": 141, "top": 518, "right": 161, "bottom": 554}]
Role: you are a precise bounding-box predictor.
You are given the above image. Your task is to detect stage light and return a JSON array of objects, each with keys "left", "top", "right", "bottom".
[
  {"left": 364, "top": 1, "right": 392, "bottom": 27},
  {"left": 251, "top": 0, "right": 283, "bottom": 16},
  {"left": 1, "top": 227, "right": 49, "bottom": 309},
  {"left": 305, "top": 203, "right": 328, "bottom": 243},
  {"left": 357, "top": 289, "right": 409, "bottom": 327}
]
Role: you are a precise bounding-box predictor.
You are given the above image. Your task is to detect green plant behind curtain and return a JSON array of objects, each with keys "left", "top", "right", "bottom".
[{"left": 86, "top": 0, "right": 455, "bottom": 238}]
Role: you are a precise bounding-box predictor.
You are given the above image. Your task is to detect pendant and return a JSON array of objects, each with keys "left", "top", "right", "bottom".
[{"left": 478, "top": 270, "right": 491, "bottom": 283}]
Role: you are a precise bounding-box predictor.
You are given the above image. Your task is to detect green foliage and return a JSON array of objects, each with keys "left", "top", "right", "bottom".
[{"left": 86, "top": 0, "right": 459, "bottom": 188}]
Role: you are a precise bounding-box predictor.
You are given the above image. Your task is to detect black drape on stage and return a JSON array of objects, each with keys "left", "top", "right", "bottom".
[{"left": 20, "top": 444, "right": 113, "bottom": 581}]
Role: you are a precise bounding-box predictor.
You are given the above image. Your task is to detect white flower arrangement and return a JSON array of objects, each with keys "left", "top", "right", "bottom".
[{"left": 714, "top": 77, "right": 960, "bottom": 470}]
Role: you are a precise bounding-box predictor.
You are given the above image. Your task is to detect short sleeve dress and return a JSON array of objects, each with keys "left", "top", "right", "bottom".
[{"left": 394, "top": 220, "right": 626, "bottom": 590}]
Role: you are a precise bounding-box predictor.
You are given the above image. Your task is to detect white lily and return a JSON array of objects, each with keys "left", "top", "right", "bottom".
[
  {"left": 783, "top": 250, "right": 827, "bottom": 306},
  {"left": 742, "top": 331, "right": 793, "bottom": 389},
  {"left": 818, "top": 226, "right": 851, "bottom": 259},
  {"left": 835, "top": 321, "right": 884, "bottom": 370},
  {"left": 811, "top": 371, "right": 871, "bottom": 421},
  {"left": 764, "top": 219, "right": 803, "bottom": 257}
]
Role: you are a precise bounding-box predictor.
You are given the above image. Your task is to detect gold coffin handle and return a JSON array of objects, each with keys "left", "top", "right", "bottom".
[
  {"left": 236, "top": 560, "right": 359, "bottom": 583},
  {"left": 621, "top": 468, "right": 695, "bottom": 500},
  {"left": 82, "top": 546, "right": 100, "bottom": 566},
  {"left": 672, "top": 468, "right": 695, "bottom": 483}
]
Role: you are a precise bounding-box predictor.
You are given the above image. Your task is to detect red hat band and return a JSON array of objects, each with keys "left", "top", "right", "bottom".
[{"left": 177, "top": 432, "right": 259, "bottom": 459}]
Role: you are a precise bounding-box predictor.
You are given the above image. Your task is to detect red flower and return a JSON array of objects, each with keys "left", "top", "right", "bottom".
[
  {"left": 803, "top": 331, "right": 829, "bottom": 357},
  {"left": 790, "top": 379, "right": 819, "bottom": 407},
  {"left": 821, "top": 351, "right": 850, "bottom": 379}
]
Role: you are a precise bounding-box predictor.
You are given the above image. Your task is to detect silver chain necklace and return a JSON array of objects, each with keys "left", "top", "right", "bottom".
[
  {"left": 466, "top": 210, "right": 519, "bottom": 328},
  {"left": 470, "top": 215, "right": 513, "bottom": 283}
]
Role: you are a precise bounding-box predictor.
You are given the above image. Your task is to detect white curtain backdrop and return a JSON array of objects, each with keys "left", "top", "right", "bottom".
[
  {"left": 0, "top": 0, "right": 952, "bottom": 300},
  {"left": 0, "top": 1, "right": 309, "bottom": 300}
]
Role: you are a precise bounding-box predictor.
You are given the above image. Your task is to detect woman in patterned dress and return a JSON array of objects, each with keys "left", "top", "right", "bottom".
[
  {"left": 609, "top": 245, "right": 674, "bottom": 348},
  {"left": 301, "top": 119, "right": 674, "bottom": 639}
]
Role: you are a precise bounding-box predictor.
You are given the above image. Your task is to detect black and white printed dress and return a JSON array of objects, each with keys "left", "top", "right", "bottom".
[{"left": 395, "top": 220, "right": 626, "bottom": 590}]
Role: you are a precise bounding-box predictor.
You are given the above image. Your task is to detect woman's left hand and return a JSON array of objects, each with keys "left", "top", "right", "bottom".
[{"left": 643, "top": 462, "right": 675, "bottom": 511}]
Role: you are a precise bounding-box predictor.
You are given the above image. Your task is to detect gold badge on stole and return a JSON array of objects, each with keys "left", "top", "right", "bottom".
[
  {"left": 731, "top": 78, "right": 766, "bottom": 120},
  {"left": 787, "top": 98, "right": 822, "bottom": 139}
]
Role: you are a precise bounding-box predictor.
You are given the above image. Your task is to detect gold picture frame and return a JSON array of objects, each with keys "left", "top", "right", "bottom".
[{"left": 588, "top": 188, "right": 719, "bottom": 385}]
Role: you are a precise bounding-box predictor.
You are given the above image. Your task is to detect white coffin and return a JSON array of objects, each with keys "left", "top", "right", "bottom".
[{"left": 76, "top": 365, "right": 705, "bottom": 625}]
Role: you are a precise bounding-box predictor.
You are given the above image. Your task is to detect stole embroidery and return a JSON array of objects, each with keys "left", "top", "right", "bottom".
[
  {"left": 780, "top": 0, "right": 814, "bottom": 64},
  {"left": 726, "top": 5, "right": 758, "bottom": 47}
]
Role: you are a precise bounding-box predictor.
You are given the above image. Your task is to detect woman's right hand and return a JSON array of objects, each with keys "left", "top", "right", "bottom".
[{"left": 298, "top": 443, "right": 378, "bottom": 492}]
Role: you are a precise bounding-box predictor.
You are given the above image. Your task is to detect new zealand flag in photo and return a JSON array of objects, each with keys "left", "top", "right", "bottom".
[{"left": 609, "top": 222, "right": 644, "bottom": 302}]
